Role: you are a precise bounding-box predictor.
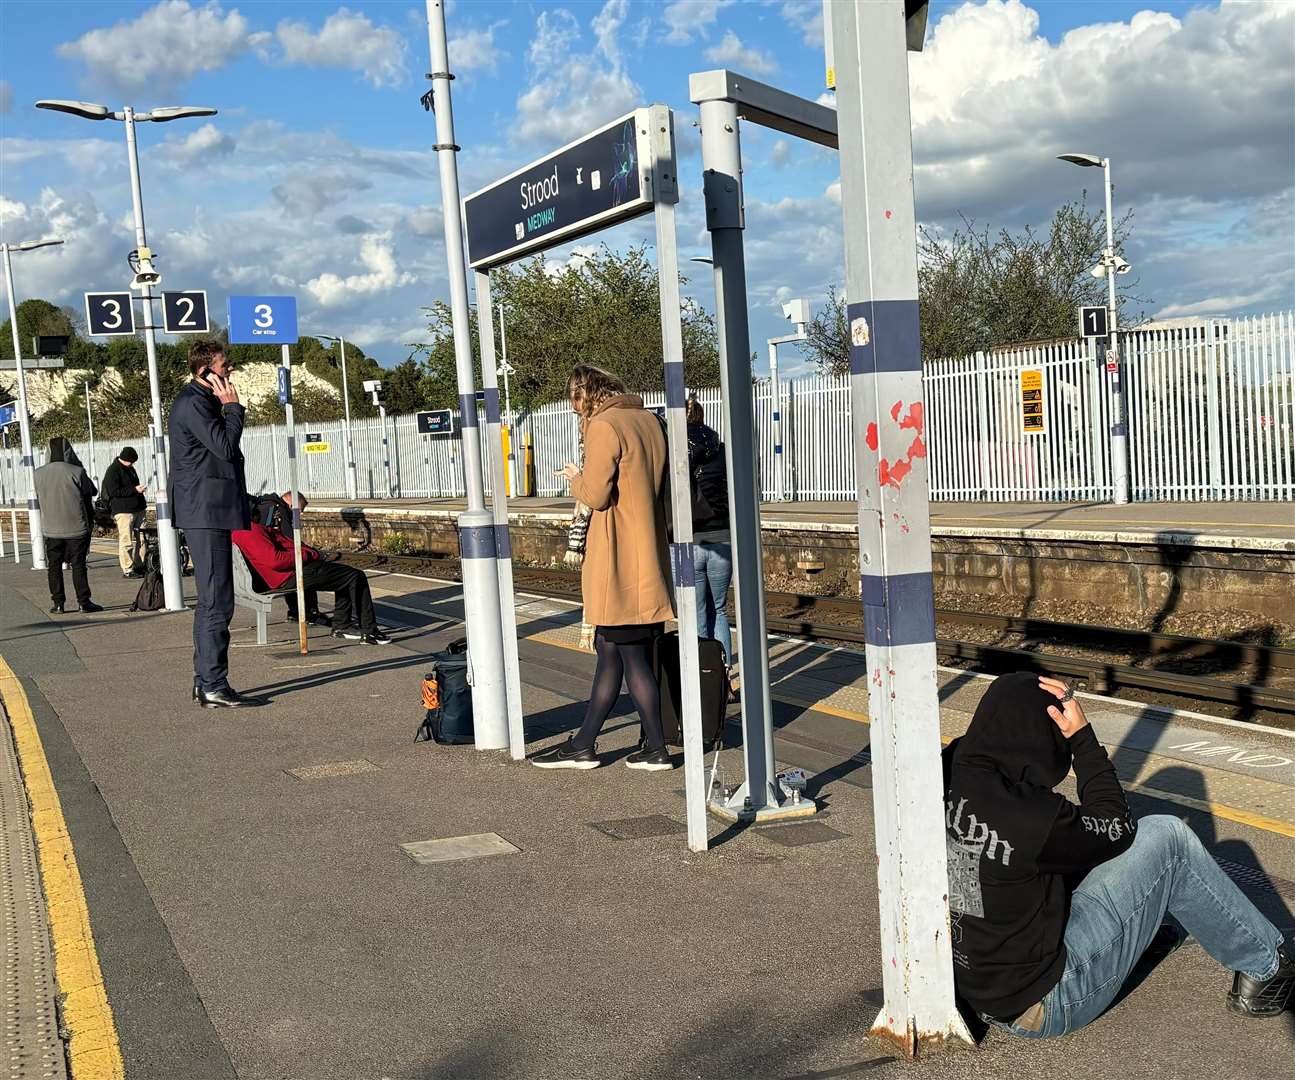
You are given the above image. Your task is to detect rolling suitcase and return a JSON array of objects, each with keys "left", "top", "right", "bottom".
[{"left": 656, "top": 631, "right": 727, "bottom": 751}]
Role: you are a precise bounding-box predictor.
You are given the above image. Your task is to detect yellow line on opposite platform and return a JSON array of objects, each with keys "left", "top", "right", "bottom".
[
  {"left": 533, "top": 631, "right": 1295, "bottom": 839},
  {"left": 0, "top": 654, "right": 125, "bottom": 1080}
]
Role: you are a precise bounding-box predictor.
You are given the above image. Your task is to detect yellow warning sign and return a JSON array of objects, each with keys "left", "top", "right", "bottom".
[
  {"left": 303, "top": 442, "right": 330, "bottom": 454},
  {"left": 1019, "top": 369, "right": 1045, "bottom": 435}
]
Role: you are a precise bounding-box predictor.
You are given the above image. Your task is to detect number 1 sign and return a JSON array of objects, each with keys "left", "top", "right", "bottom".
[{"left": 227, "top": 295, "right": 298, "bottom": 345}]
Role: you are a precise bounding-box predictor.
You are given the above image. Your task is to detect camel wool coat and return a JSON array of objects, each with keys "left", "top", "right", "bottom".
[{"left": 570, "top": 394, "right": 675, "bottom": 627}]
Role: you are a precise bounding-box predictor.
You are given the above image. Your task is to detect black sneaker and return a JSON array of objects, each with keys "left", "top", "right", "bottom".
[
  {"left": 1227, "top": 945, "right": 1295, "bottom": 1018},
  {"left": 531, "top": 738, "right": 599, "bottom": 769},
  {"left": 331, "top": 625, "right": 364, "bottom": 641},
  {"left": 625, "top": 746, "right": 674, "bottom": 771},
  {"left": 49, "top": 603, "right": 65, "bottom": 614},
  {"left": 360, "top": 630, "right": 392, "bottom": 646},
  {"left": 78, "top": 600, "right": 105, "bottom": 613},
  {"left": 307, "top": 612, "right": 334, "bottom": 627}
]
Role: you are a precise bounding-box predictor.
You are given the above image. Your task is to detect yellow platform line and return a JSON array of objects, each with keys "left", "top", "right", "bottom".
[
  {"left": 531, "top": 630, "right": 1295, "bottom": 840},
  {"left": 0, "top": 655, "right": 125, "bottom": 1080}
]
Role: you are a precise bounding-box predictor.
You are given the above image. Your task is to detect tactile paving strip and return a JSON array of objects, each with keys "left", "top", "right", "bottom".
[{"left": 1, "top": 706, "right": 68, "bottom": 1079}]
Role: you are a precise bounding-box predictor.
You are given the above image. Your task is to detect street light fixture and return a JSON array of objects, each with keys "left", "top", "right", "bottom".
[
  {"left": 2, "top": 236, "right": 65, "bottom": 570},
  {"left": 1058, "top": 150, "right": 1131, "bottom": 505},
  {"left": 317, "top": 334, "right": 358, "bottom": 500},
  {"left": 37, "top": 97, "right": 219, "bottom": 608}
]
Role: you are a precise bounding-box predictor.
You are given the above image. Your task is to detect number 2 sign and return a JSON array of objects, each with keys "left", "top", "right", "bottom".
[
  {"left": 227, "top": 295, "right": 299, "bottom": 345},
  {"left": 162, "top": 290, "right": 210, "bottom": 334}
]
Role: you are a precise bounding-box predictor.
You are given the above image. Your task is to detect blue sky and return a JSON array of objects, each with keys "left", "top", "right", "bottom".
[{"left": 2, "top": 1, "right": 1292, "bottom": 376}]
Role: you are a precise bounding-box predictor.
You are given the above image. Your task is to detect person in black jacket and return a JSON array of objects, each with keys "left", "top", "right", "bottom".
[
  {"left": 944, "top": 672, "right": 1293, "bottom": 1037},
  {"left": 168, "top": 340, "right": 255, "bottom": 708},
  {"left": 102, "top": 446, "right": 147, "bottom": 577},
  {"left": 686, "top": 399, "right": 733, "bottom": 673}
]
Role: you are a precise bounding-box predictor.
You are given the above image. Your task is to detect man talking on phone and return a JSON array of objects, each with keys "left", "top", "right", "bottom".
[{"left": 168, "top": 340, "right": 256, "bottom": 708}]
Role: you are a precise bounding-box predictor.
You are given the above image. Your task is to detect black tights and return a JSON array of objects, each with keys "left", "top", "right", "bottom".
[{"left": 571, "top": 631, "right": 665, "bottom": 752}]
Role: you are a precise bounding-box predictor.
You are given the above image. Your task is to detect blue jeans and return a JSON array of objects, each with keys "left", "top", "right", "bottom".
[
  {"left": 693, "top": 542, "right": 732, "bottom": 662},
  {"left": 1000, "top": 815, "right": 1286, "bottom": 1039}
]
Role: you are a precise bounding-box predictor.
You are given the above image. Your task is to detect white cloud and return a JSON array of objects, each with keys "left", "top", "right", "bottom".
[
  {"left": 306, "top": 233, "right": 416, "bottom": 306},
  {"left": 780, "top": 1, "right": 824, "bottom": 47},
  {"left": 770, "top": 140, "right": 792, "bottom": 168},
  {"left": 0, "top": 81, "right": 11, "bottom": 115},
  {"left": 57, "top": 1, "right": 254, "bottom": 97},
  {"left": 272, "top": 171, "right": 374, "bottom": 216},
  {"left": 663, "top": 0, "right": 733, "bottom": 45},
  {"left": 515, "top": 3, "right": 640, "bottom": 146},
  {"left": 451, "top": 22, "right": 508, "bottom": 73},
  {"left": 156, "top": 122, "right": 235, "bottom": 167},
  {"left": 704, "top": 31, "right": 778, "bottom": 77},
  {"left": 401, "top": 205, "right": 443, "bottom": 238},
  {"left": 272, "top": 7, "right": 407, "bottom": 87}
]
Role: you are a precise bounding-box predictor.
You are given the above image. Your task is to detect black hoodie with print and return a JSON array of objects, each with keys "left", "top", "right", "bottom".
[{"left": 942, "top": 672, "right": 1137, "bottom": 1021}]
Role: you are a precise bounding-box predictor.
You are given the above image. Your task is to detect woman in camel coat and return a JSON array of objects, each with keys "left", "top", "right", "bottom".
[{"left": 532, "top": 365, "right": 676, "bottom": 772}]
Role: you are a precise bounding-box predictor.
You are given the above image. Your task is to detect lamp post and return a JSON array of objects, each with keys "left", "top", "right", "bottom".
[
  {"left": 81, "top": 377, "right": 95, "bottom": 478},
  {"left": 768, "top": 297, "right": 811, "bottom": 501},
  {"left": 38, "top": 98, "right": 218, "bottom": 608},
  {"left": 495, "top": 305, "right": 520, "bottom": 496},
  {"left": 1058, "top": 152, "right": 1131, "bottom": 505},
  {"left": 317, "top": 334, "right": 358, "bottom": 499},
  {"left": 2, "top": 237, "right": 65, "bottom": 570}
]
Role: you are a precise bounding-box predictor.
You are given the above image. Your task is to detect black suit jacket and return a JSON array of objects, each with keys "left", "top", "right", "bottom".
[{"left": 167, "top": 380, "right": 250, "bottom": 531}]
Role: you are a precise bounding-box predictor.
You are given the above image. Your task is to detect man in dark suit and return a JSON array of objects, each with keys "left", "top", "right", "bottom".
[{"left": 168, "top": 339, "right": 255, "bottom": 708}]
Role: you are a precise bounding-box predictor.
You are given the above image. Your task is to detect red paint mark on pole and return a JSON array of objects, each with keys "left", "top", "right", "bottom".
[
  {"left": 898, "top": 401, "right": 924, "bottom": 433},
  {"left": 890, "top": 400, "right": 903, "bottom": 422},
  {"left": 884, "top": 210, "right": 892, "bottom": 220},
  {"left": 865, "top": 422, "right": 878, "bottom": 452}
]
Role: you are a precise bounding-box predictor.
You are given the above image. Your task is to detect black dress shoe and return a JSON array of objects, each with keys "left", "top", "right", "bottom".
[
  {"left": 78, "top": 600, "right": 105, "bottom": 613},
  {"left": 195, "top": 687, "right": 258, "bottom": 709},
  {"left": 49, "top": 603, "right": 65, "bottom": 614},
  {"left": 1227, "top": 945, "right": 1295, "bottom": 1018}
]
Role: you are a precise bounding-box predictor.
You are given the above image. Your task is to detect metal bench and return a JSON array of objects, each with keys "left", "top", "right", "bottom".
[{"left": 231, "top": 545, "right": 293, "bottom": 645}]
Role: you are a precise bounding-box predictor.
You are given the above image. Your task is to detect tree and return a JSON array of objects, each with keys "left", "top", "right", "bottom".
[
  {"left": 803, "top": 198, "right": 1149, "bottom": 374},
  {"left": 412, "top": 243, "right": 721, "bottom": 410},
  {"left": 244, "top": 381, "right": 348, "bottom": 427}
]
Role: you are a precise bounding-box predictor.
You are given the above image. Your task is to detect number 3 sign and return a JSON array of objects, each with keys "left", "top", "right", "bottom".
[
  {"left": 84, "top": 292, "right": 136, "bottom": 336},
  {"left": 227, "top": 295, "right": 299, "bottom": 345}
]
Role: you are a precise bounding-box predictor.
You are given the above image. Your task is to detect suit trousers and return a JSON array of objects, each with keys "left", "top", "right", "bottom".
[
  {"left": 187, "top": 528, "right": 235, "bottom": 692},
  {"left": 46, "top": 534, "right": 91, "bottom": 607}
]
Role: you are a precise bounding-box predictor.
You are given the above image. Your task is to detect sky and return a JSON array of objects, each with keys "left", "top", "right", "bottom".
[{"left": 1, "top": 0, "right": 1292, "bottom": 377}]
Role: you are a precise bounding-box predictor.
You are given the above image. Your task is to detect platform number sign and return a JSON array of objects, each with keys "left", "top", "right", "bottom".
[
  {"left": 84, "top": 292, "right": 136, "bottom": 337},
  {"left": 227, "top": 294, "right": 299, "bottom": 345},
  {"left": 1079, "top": 305, "right": 1108, "bottom": 339},
  {"left": 1020, "top": 369, "right": 1045, "bottom": 436},
  {"left": 162, "top": 290, "right": 210, "bottom": 334},
  {"left": 416, "top": 409, "right": 454, "bottom": 435}
]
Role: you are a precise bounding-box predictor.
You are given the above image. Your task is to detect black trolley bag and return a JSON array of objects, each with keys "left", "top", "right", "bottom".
[
  {"left": 129, "top": 531, "right": 165, "bottom": 611},
  {"left": 656, "top": 631, "right": 727, "bottom": 751},
  {"left": 416, "top": 637, "right": 475, "bottom": 745}
]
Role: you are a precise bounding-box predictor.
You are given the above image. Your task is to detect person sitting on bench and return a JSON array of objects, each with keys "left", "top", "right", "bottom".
[
  {"left": 232, "top": 514, "right": 390, "bottom": 646},
  {"left": 944, "top": 671, "right": 1293, "bottom": 1038},
  {"left": 252, "top": 491, "right": 329, "bottom": 626}
]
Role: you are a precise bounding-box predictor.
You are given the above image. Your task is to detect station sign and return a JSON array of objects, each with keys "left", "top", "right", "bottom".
[
  {"left": 84, "top": 292, "right": 136, "bottom": 337},
  {"left": 277, "top": 367, "right": 291, "bottom": 405},
  {"left": 1019, "top": 368, "right": 1045, "bottom": 435},
  {"left": 303, "top": 432, "right": 330, "bottom": 454},
  {"left": 0, "top": 401, "right": 16, "bottom": 427},
  {"left": 1079, "top": 305, "right": 1108, "bottom": 338},
  {"left": 463, "top": 109, "right": 656, "bottom": 270},
  {"left": 417, "top": 409, "right": 454, "bottom": 435},
  {"left": 228, "top": 294, "right": 298, "bottom": 345},
  {"left": 162, "top": 290, "right": 210, "bottom": 334}
]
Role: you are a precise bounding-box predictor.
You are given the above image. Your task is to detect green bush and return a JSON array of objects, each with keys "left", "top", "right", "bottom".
[{"left": 381, "top": 531, "right": 411, "bottom": 555}]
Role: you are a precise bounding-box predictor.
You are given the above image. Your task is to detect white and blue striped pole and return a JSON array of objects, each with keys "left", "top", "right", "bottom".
[
  {"left": 769, "top": 340, "right": 784, "bottom": 501},
  {"left": 474, "top": 269, "right": 526, "bottom": 760},
  {"left": 830, "top": 0, "right": 972, "bottom": 1054},
  {"left": 426, "top": 0, "right": 510, "bottom": 751}
]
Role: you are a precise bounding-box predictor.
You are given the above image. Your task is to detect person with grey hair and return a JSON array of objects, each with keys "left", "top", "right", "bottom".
[{"left": 33, "top": 437, "right": 102, "bottom": 614}]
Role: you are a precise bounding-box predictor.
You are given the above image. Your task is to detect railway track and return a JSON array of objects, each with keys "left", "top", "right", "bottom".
[{"left": 338, "top": 550, "right": 1295, "bottom": 721}]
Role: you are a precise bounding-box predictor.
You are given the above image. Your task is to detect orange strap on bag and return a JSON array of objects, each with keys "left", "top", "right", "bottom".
[{"left": 422, "top": 673, "right": 440, "bottom": 711}]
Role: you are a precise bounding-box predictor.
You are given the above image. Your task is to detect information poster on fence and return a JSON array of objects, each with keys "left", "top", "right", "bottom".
[{"left": 1019, "top": 369, "right": 1045, "bottom": 435}]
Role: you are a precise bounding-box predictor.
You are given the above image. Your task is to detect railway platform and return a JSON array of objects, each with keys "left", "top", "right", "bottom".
[{"left": 1, "top": 549, "right": 1293, "bottom": 1079}]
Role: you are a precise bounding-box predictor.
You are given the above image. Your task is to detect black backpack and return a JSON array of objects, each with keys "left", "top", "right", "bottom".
[
  {"left": 129, "top": 535, "right": 165, "bottom": 612},
  {"left": 416, "top": 638, "right": 474, "bottom": 744}
]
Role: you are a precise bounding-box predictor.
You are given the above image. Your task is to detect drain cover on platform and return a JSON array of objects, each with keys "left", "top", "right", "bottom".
[
  {"left": 287, "top": 759, "right": 380, "bottom": 780},
  {"left": 588, "top": 815, "right": 688, "bottom": 841},
  {"left": 401, "top": 833, "right": 520, "bottom": 864},
  {"left": 759, "top": 822, "right": 849, "bottom": 847}
]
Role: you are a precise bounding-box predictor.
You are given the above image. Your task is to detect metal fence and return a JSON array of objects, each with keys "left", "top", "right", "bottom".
[{"left": 3, "top": 312, "right": 1291, "bottom": 505}]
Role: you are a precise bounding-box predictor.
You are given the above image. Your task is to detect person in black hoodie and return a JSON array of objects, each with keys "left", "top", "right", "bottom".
[
  {"left": 944, "top": 671, "right": 1293, "bottom": 1037},
  {"left": 102, "top": 446, "right": 147, "bottom": 577},
  {"left": 686, "top": 399, "right": 733, "bottom": 671}
]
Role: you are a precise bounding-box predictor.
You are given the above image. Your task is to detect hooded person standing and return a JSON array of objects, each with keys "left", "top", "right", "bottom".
[
  {"left": 101, "top": 446, "right": 147, "bottom": 577},
  {"left": 32, "top": 437, "right": 103, "bottom": 614},
  {"left": 944, "top": 671, "right": 1294, "bottom": 1038}
]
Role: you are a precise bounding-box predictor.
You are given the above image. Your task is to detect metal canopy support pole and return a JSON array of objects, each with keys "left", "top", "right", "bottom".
[
  {"left": 475, "top": 271, "right": 526, "bottom": 759},
  {"left": 1, "top": 244, "right": 45, "bottom": 570},
  {"left": 123, "top": 106, "right": 184, "bottom": 611},
  {"left": 338, "top": 336, "right": 357, "bottom": 500},
  {"left": 280, "top": 344, "right": 308, "bottom": 655},
  {"left": 497, "top": 307, "right": 520, "bottom": 497},
  {"left": 647, "top": 106, "right": 707, "bottom": 853},
  {"left": 426, "top": 0, "right": 509, "bottom": 751},
  {"left": 84, "top": 381, "right": 95, "bottom": 481},
  {"left": 697, "top": 98, "right": 800, "bottom": 822},
  {"left": 830, "top": 0, "right": 971, "bottom": 1054},
  {"left": 768, "top": 340, "right": 784, "bottom": 501},
  {"left": 1103, "top": 159, "right": 1130, "bottom": 506},
  {"left": 378, "top": 403, "right": 393, "bottom": 498}
]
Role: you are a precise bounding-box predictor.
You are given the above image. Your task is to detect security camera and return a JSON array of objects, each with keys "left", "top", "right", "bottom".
[
  {"left": 1113, "top": 257, "right": 1132, "bottom": 275},
  {"left": 362, "top": 379, "right": 382, "bottom": 393},
  {"left": 781, "top": 298, "right": 812, "bottom": 326},
  {"left": 1089, "top": 263, "right": 1107, "bottom": 280}
]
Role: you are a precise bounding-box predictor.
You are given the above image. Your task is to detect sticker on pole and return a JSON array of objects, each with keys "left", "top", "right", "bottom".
[
  {"left": 228, "top": 295, "right": 298, "bottom": 344},
  {"left": 303, "top": 432, "right": 329, "bottom": 453},
  {"left": 416, "top": 409, "right": 454, "bottom": 435},
  {"left": 277, "top": 367, "right": 291, "bottom": 405},
  {"left": 1019, "top": 368, "right": 1045, "bottom": 435},
  {"left": 1105, "top": 347, "right": 1119, "bottom": 373},
  {"left": 84, "top": 292, "right": 136, "bottom": 337}
]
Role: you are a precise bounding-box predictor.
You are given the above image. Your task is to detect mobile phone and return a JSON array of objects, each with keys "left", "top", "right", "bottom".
[{"left": 198, "top": 366, "right": 214, "bottom": 382}]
